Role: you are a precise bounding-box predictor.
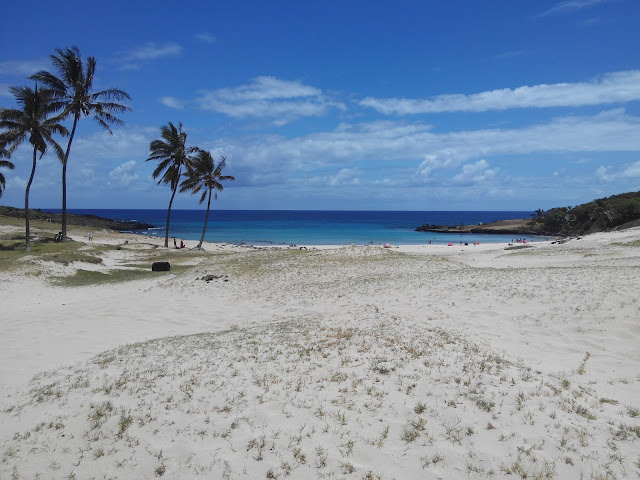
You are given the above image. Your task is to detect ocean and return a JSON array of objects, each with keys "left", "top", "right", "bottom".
[{"left": 54, "top": 209, "right": 538, "bottom": 245}]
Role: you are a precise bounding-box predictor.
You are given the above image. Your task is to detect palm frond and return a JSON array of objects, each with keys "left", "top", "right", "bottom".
[
  {"left": 0, "top": 132, "right": 27, "bottom": 155},
  {"left": 42, "top": 131, "right": 66, "bottom": 162},
  {"left": 32, "top": 46, "right": 130, "bottom": 134},
  {"left": 0, "top": 109, "right": 25, "bottom": 125},
  {"left": 29, "top": 71, "right": 67, "bottom": 96},
  {"left": 0, "top": 146, "right": 12, "bottom": 197},
  {"left": 89, "top": 88, "right": 132, "bottom": 103},
  {"left": 178, "top": 150, "right": 234, "bottom": 202},
  {"left": 84, "top": 56, "right": 96, "bottom": 91},
  {"left": 91, "top": 110, "right": 126, "bottom": 130},
  {"left": 0, "top": 85, "right": 67, "bottom": 157}
]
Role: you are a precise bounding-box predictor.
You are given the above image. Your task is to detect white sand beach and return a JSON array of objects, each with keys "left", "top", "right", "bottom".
[{"left": 1, "top": 226, "right": 639, "bottom": 479}]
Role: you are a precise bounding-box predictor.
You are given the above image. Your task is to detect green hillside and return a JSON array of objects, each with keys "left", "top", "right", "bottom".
[{"left": 532, "top": 191, "right": 640, "bottom": 235}]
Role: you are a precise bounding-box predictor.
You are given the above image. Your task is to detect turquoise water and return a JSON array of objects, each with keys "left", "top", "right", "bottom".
[{"left": 56, "top": 209, "right": 541, "bottom": 245}]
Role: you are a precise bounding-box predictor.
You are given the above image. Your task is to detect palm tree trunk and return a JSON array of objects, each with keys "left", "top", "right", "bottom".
[
  {"left": 61, "top": 115, "right": 79, "bottom": 242},
  {"left": 164, "top": 183, "right": 181, "bottom": 248},
  {"left": 164, "top": 167, "right": 182, "bottom": 248},
  {"left": 198, "top": 189, "right": 212, "bottom": 248},
  {"left": 25, "top": 147, "right": 37, "bottom": 252}
]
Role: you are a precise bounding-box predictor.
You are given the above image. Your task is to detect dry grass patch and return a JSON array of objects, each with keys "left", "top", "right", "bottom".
[{"left": 50, "top": 265, "right": 191, "bottom": 287}]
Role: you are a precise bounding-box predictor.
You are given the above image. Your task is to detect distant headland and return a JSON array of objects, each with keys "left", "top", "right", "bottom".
[
  {"left": 416, "top": 218, "right": 544, "bottom": 236},
  {"left": 417, "top": 191, "right": 640, "bottom": 237},
  {"left": 0, "top": 206, "right": 156, "bottom": 232}
]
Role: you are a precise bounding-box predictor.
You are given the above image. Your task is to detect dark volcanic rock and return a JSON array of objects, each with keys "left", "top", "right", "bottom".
[{"left": 152, "top": 262, "right": 171, "bottom": 272}]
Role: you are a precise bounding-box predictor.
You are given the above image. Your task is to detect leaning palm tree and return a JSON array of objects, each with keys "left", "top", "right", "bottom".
[
  {"left": 30, "top": 46, "right": 131, "bottom": 241},
  {"left": 0, "top": 146, "right": 14, "bottom": 198},
  {"left": 180, "top": 151, "right": 235, "bottom": 249},
  {"left": 146, "top": 122, "right": 197, "bottom": 247},
  {"left": 0, "top": 86, "right": 68, "bottom": 251}
]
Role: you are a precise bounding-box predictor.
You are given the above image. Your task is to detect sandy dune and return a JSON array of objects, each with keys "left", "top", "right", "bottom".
[{"left": 1, "top": 228, "right": 639, "bottom": 479}]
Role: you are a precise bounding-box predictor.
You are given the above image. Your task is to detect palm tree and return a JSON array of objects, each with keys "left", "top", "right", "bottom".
[
  {"left": 0, "top": 86, "right": 68, "bottom": 251},
  {"left": 0, "top": 146, "right": 14, "bottom": 198},
  {"left": 590, "top": 199, "right": 614, "bottom": 229},
  {"left": 30, "top": 46, "right": 131, "bottom": 241},
  {"left": 530, "top": 208, "right": 544, "bottom": 224},
  {"left": 146, "top": 122, "right": 197, "bottom": 247},
  {"left": 180, "top": 151, "right": 235, "bottom": 249}
]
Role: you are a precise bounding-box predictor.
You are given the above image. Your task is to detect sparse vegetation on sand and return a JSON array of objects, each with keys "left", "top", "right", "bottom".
[
  {"left": 2, "top": 232, "right": 640, "bottom": 478},
  {"left": 0, "top": 222, "right": 208, "bottom": 280},
  {"left": 2, "top": 310, "right": 639, "bottom": 479}
]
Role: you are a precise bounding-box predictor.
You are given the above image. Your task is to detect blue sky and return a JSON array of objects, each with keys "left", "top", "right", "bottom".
[{"left": 1, "top": 0, "right": 640, "bottom": 211}]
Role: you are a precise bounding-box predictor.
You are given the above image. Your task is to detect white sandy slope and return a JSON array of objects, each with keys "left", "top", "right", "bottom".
[{"left": 1, "top": 228, "right": 639, "bottom": 479}]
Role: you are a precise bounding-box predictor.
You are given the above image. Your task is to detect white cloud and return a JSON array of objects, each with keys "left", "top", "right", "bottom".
[
  {"left": 217, "top": 109, "right": 640, "bottom": 191},
  {"left": 622, "top": 161, "right": 640, "bottom": 178},
  {"left": 159, "top": 96, "right": 186, "bottom": 109},
  {"left": 329, "top": 168, "right": 361, "bottom": 186},
  {"left": 196, "top": 76, "right": 345, "bottom": 124},
  {"left": 125, "top": 42, "right": 182, "bottom": 61},
  {"left": 417, "top": 150, "right": 461, "bottom": 178},
  {"left": 360, "top": 70, "right": 640, "bottom": 114},
  {"left": 109, "top": 160, "right": 139, "bottom": 186},
  {"left": 118, "top": 42, "right": 182, "bottom": 69},
  {"left": 452, "top": 160, "right": 499, "bottom": 185},
  {"left": 495, "top": 50, "right": 525, "bottom": 60},
  {"left": 538, "top": 0, "right": 608, "bottom": 17},
  {"left": 5, "top": 175, "right": 26, "bottom": 190},
  {"left": 214, "top": 76, "right": 321, "bottom": 101},
  {"left": 598, "top": 161, "right": 640, "bottom": 182},
  {"left": 72, "top": 127, "right": 153, "bottom": 161},
  {"left": 195, "top": 33, "right": 216, "bottom": 44},
  {"left": 71, "top": 164, "right": 98, "bottom": 188},
  {"left": 595, "top": 166, "right": 613, "bottom": 181},
  {"left": 0, "top": 59, "right": 50, "bottom": 77}
]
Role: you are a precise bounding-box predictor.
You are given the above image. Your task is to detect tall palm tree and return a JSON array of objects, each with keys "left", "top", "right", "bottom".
[
  {"left": 146, "top": 122, "right": 197, "bottom": 247},
  {"left": 0, "top": 86, "right": 68, "bottom": 251},
  {"left": 180, "top": 151, "right": 235, "bottom": 249},
  {"left": 30, "top": 46, "right": 131, "bottom": 241},
  {"left": 0, "top": 146, "right": 14, "bottom": 198}
]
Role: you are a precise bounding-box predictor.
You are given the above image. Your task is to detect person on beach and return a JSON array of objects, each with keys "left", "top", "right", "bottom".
[
  {"left": 180, "top": 240, "right": 185, "bottom": 249},
  {"left": 174, "top": 238, "right": 177, "bottom": 249},
  {"left": 88, "top": 232, "right": 93, "bottom": 242}
]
